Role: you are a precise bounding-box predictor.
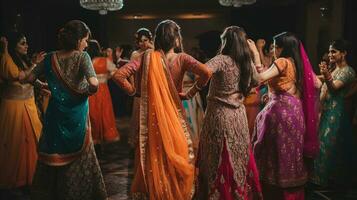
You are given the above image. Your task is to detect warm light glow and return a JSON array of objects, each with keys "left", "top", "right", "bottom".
[
  {"left": 119, "top": 12, "right": 220, "bottom": 20},
  {"left": 121, "top": 14, "right": 157, "bottom": 19},
  {"left": 176, "top": 13, "right": 216, "bottom": 19}
]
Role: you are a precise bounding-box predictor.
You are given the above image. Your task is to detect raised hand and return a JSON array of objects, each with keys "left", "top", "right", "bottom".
[
  {"left": 0, "top": 37, "right": 8, "bottom": 53},
  {"left": 31, "top": 51, "right": 47, "bottom": 65},
  {"left": 147, "top": 40, "right": 154, "bottom": 49},
  {"left": 319, "top": 61, "right": 329, "bottom": 76},
  {"left": 247, "top": 39, "right": 259, "bottom": 55},
  {"left": 256, "top": 39, "right": 266, "bottom": 50}
]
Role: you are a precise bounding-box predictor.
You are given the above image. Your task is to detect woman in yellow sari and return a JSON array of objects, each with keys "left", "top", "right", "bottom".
[
  {"left": 112, "top": 19, "right": 211, "bottom": 200},
  {"left": 0, "top": 34, "right": 44, "bottom": 191}
]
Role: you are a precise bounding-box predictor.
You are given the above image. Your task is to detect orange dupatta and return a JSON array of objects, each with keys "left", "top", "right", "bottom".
[{"left": 133, "top": 50, "right": 194, "bottom": 200}]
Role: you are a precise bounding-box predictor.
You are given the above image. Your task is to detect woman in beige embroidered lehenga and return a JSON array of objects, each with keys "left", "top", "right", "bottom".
[{"left": 195, "top": 26, "right": 262, "bottom": 200}]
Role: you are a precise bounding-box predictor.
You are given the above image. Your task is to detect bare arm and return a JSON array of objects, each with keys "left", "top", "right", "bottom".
[
  {"left": 256, "top": 63, "right": 280, "bottom": 83},
  {"left": 319, "top": 62, "right": 345, "bottom": 91},
  {"left": 247, "top": 39, "right": 280, "bottom": 83},
  {"left": 18, "top": 53, "right": 46, "bottom": 85},
  {"left": 256, "top": 39, "right": 272, "bottom": 69}
]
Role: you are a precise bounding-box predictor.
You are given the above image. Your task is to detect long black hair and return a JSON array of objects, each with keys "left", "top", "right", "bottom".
[
  {"left": 7, "top": 31, "right": 31, "bottom": 70},
  {"left": 273, "top": 32, "right": 303, "bottom": 90},
  {"left": 154, "top": 19, "right": 184, "bottom": 53},
  {"left": 219, "top": 26, "right": 252, "bottom": 97}
]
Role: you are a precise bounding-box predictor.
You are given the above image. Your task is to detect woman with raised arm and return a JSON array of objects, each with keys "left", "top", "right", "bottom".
[
  {"left": 128, "top": 28, "right": 154, "bottom": 148},
  {"left": 248, "top": 32, "right": 320, "bottom": 200},
  {"left": 20, "top": 20, "right": 107, "bottom": 200},
  {"left": 312, "top": 39, "right": 357, "bottom": 188},
  {"left": 0, "top": 32, "right": 44, "bottom": 193},
  {"left": 195, "top": 26, "right": 262, "bottom": 200},
  {"left": 112, "top": 19, "right": 211, "bottom": 200},
  {"left": 87, "top": 40, "right": 120, "bottom": 146}
]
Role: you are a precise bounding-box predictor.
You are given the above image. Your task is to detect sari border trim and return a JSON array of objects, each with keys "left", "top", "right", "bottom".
[
  {"left": 137, "top": 50, "right": 195, "bottom": 196},
  {"left": 138, "top": 50, "right": 151, "bottom": 189},
  {"left": 51, "top": 53, "right": 87, "bottom": 96},
  {"left": 131, "top": 192, "right": 148, "bottom": 200},
  {"left": 159, "top": 51, "right": 194, "bottom": 163},
  {"left": 92, "top": 135, "right": 120, "bottom": 144},
  {"left": 38, "top": 117, "right": 91, "bottom": 166}
]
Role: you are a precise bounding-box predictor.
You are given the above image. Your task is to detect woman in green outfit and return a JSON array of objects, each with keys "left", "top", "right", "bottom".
[{"left": 312, "top": 39, "right": 357, "bottom": 187}]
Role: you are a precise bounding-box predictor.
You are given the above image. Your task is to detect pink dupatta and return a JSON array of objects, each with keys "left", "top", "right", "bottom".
[{"left": 299, "top": 43, "right": 319, "bottom": 158}]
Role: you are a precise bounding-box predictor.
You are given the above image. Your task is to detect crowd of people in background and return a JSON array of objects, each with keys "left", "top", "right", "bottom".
[{"left": 0, "top": 18, "right": 356, "bottom": 200}]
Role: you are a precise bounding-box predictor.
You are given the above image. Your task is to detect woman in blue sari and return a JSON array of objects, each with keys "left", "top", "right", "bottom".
[{"left": 20, "top": 20, "right": 107, "bottom": 200}]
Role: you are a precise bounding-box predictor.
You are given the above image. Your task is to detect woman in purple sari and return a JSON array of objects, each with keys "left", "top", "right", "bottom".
[{"left": 248, "top": 32, "right": 319, "bottom": 200}]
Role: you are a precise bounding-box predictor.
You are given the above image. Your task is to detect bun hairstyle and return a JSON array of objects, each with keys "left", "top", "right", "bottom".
[{"left": 58, "top": 20, "right": 91, "bottom": 51}]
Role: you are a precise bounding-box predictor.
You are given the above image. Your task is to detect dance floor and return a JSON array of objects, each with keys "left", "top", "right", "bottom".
[{"left": 0, "top": 117, "right": 356, "bottom": 200}]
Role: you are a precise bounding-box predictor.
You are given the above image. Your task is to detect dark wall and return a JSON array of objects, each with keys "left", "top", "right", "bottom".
[
  {"left": 0, "top": 0, "right": 106, "bottom": 53},
  {"left": 230, "top": 2, "right": 303, "bottom": 43},
  {"left": 344, "top": 0, "right": 357, "bottom": 69}
]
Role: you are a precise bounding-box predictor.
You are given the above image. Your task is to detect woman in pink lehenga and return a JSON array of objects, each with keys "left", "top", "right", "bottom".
[{"left": 195, "top": 26, "right": 262, "bottom": 200}]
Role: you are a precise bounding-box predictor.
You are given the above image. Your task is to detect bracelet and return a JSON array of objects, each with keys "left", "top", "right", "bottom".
[
  {"left": 34, "top": 79, "right": 43, "bottom": 89},
  {"left": 324, "top": 74, "right": 332, "bottom": 82}
]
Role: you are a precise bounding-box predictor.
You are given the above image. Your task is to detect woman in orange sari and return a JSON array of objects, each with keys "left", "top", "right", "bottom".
[
  {"left": 112, "top": 19, "right": 211, "bottom": 199},
  {"left": 87, "top": 40, "right": 120, "bottom": 145}
]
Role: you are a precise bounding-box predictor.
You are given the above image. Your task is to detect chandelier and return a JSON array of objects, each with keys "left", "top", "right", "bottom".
[
  {"left": 219, "top": 0, "right": 256, "bottom": 7},
  {"left": 80, "top": 0, "right": 124, "bottom": 15}
]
